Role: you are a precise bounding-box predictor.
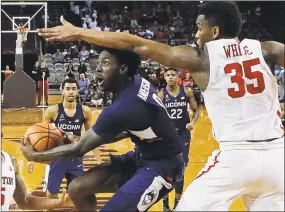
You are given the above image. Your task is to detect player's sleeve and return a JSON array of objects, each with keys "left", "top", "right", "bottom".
[{"left": 92, "top": 107, "right": 126, "bottom": 141}]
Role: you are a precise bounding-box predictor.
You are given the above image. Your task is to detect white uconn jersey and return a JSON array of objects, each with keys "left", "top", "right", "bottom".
[
  {"left": 203, "top": 39, "right": 284, "bottom": 143},
  {"left": 1, "top": 151, "right": 16, "bottom": 211}
]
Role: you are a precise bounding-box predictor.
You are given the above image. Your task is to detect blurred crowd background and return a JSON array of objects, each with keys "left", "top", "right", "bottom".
[{"left": 1, "top": 1, "right": 284, "bottom": 116}]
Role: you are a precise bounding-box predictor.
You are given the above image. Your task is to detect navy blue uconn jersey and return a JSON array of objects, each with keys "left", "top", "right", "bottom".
[
  {"left": 53, "top": 103, "right": 85, "bottom": 136},
  {"left": 93, "top": 76, "right": 182, "bottom": 160},
  {"left": 163, "top": 87, "right": 190, "bottom": 134}
]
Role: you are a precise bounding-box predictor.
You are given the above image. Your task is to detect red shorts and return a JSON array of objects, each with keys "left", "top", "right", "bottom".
[{"left": 38, "top": 80, "right": 49, "bottom": 97}]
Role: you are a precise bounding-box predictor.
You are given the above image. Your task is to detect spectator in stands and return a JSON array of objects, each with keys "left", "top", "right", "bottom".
[
  {"left": 78, "top": 60, "right": 87, "bottom": 75},
  {"left": 148, "top": 63, "right": 156, "bottom": 76},
  {"left": 82, "top": 19, "right": 88, "bottom": 29},
  {"left": 1, "top": 65, "right": 14, "bottom": 80},
  {"left": 90, "top": 82, "right": 104, "bottom": 108},
  {"left": 140, "top": 26, "right": 154, "bottom": 39},
  {"left": 32, "top": 61, "right": 40, "bottom": 90},
  {"left": 37, "top": 60, "right": 50, "bottom": 106},
  {"left": 92, "top": 9, "right": 98, "bottom": 20},
  {"left": 69, "top": 45, "right": 79, "bottom": 58},
  {"left": 89, "top": 17, "right": 98, "bottom": 30},
  {"left": 54, "top": 52, "right": 64, "bottom": 63},
  {"left": 62, "top": 49, "right": 68, "bottom": 57},
  {"left": 157, "top": 64, "right": 167, "bottom": 89},
  {"left": 183, "top": 72, "right": 194, "bottom": 88},
  {"left": 86, "top": 0, "right": 92, "bottom": 10},
  {"left": 137, "top": 61, "right": 151, "bottom": 79},
  {"left": 149, "top": 74, "right": 160, "bottom": 91},
  {"left": 64, "top": 51, "right": 72, "bottom": 63},
  {"left": 78, "top": 46, "right": 89, "bottom": 60},
  {"left": 77, "top": 73, "right": 90, "bottom": 104},
  {"left": 65, "top": 63, "right": 76, "bottom": 80},
  {"left": 53, "top": 49, "right": 61, "bottom": 60}
]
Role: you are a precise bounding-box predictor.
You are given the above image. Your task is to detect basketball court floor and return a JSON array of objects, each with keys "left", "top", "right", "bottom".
[{"left": 2, "top": 95, "right": 246, "bottom": 211}]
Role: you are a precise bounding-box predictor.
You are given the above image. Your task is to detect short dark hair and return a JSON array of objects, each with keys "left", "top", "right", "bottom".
[
  {"left": 103, "top": 48, "right": 141, "bottom": 77},
  {"left": 199, "top": 1, "right": 242, "bottom": 38},
  {"left": 166, "top": 68, "right": 178, "bottom": 73},
  {"left": 61, "top": 78, "right": 79, "bottom": 89}
]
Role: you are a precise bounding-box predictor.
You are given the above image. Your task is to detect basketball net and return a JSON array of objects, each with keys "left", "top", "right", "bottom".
[{"left": 16, "top": 27, "right": 28, "bottom": 42}]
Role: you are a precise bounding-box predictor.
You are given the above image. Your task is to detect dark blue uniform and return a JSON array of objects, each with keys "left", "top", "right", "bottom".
[
  {"left": 163, "top": 87, "right": 191, "bottom": 165},
  {"left": 93, "top": 76, "right": 185, "bottom": 211},
  {"left": 46, "top": 103, "right": 85, "bottom": 194}
]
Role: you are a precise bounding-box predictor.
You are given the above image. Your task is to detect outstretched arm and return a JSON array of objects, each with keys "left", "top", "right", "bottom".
[
  {"left": 21, "top": 128, "right": 129, "bottom": 163},
  {"left": 12, "top": 158, "right": 69, "bottom": 210},
  {"left": 38, "top": 16, "right": 202, "bottom": 71},
  {"left": 261, "top": 41, "right": 284, "bottom": 68}
]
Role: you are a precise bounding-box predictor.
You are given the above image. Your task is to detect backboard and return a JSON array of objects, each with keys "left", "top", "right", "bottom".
[{"left": 1, "top": 1, "right": 47, "bottom": 33}]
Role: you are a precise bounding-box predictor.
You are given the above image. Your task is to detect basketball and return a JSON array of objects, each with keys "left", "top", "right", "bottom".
[{"left": 24, "top": 122, "right": 65, "bottom": 152}]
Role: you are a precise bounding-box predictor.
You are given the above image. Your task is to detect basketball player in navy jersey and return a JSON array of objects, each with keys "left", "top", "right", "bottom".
[
  {"left": 39, "top": 78, "right": 94, "bottom": 202},
  {"left": 21, "top": 48, "right": 185, "bottom": 211},
  {"left": 158, "top": 68, "right": 199, "bottom": 211}
]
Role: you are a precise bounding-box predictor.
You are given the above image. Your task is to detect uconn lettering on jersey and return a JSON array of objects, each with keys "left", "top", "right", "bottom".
[
  {"left": 57, "top": 123, "right": 81, "bottom": 131},
  {"left": 165, "top": 101, "right": 187, "bottom": 108}
]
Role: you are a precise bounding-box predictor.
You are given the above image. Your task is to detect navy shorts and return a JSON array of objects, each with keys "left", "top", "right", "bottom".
[
  {"left": 47, "top": 157, "right": 84, "bottom": 194},
  {"left": 101, "top": 151, "right": 185, "bottom": 211},
  {"left": 179, "top": 130, "right": 191, "bottom": 166}
]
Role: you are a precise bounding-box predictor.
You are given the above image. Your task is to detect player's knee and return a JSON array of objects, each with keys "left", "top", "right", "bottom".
[{"left": 68, "top": 178, "right": 83, "bottom": 199}]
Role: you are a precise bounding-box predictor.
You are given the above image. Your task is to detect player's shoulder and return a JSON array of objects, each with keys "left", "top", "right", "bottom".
[{"left": 46, "top": 104, "right": 59, "bottom": 115}]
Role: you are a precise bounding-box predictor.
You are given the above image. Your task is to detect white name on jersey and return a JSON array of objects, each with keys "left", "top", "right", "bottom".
[{"left": 138, "top": 78, "right": 150, "bottom": 101}]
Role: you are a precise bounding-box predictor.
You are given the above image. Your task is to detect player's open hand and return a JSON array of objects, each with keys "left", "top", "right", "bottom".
[
  {"left": 27, "top": 161, "right": 34, "bottom": 173},
  {"left": 186, "top": 123, "right": 194, "bottom": 131},
  {"left": 37, "top": 16, "right": 80, "bottom": 42},
  {"left": 20, "top": 137, "right": 36, "bottom": 161},
  {"left": 58, "top": 188, "right": 73, "bottom": 208}
]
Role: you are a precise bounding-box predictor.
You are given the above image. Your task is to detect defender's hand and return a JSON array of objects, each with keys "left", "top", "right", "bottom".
[
  {"left": 58, "top": 188, "right": 73, "bottom": 208},
  {"left": 60, "top": 129, "right": 80, "bottom": 144},
  {"left": 27, "top": 162, "right": 34, "bottom": 173},
  {"left": 20, "top": 137, "right": 37, "bottom": 162},
  {"left": 37, "top": 16, "right": 80, "bottom": 42},
  {"left": 186, "top": 122, "right": 194, "bottom": 131}
]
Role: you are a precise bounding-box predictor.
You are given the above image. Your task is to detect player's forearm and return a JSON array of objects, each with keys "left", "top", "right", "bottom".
[
  {"left": 18, "top": 195, "right": 61, "bottom": 210},
  {"left": 114, "top": 132, "right": 129, "bottom": 142},
  {"left": 33, "top": 143, "right": 79, "bottom": 162},
  {"left": 190, "top": 108, "right": 200, "bottom": 124},
  {"left": 77, "top": 29, "right": 174, "bottom": 66}
]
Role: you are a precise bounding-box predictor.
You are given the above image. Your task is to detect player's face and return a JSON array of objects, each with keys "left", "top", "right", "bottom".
[
  {"left": 165, "top": 70, "right": 178, "bottom": 86},
  {"left": 195, "top": 15, "right": 219, "bottom": 48},
  {"left": 62, "top": 83, "right": 78, "bottom": 103},
  {"left": 95, "top": 51, "right": 121, "bottom": 92}
]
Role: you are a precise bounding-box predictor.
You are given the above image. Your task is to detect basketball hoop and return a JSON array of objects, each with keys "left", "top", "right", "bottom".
[{"left": 17, "top": 27, "right": 29, "bottom": 42}]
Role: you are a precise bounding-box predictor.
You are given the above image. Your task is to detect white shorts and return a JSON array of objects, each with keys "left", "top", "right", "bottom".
[{"left": 175, "top": 137, "right": 284, "bottom": 211}]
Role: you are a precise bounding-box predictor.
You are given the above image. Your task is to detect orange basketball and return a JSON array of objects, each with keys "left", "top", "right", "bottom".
[{"left": 24, "top": 122, "right": 64, "bottom": 152}]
